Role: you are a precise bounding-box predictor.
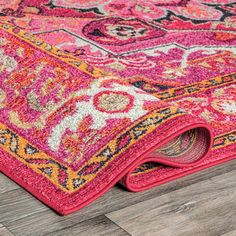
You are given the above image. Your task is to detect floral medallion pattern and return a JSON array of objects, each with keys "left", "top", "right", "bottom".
[
  {"left": 83, "top": 18, "right": 166, "bottom": 46},
  {"left": 1, "top": 0, "right": 236, "bottom": 21},
  {"left": 1, "top": 0, "right": 235, "bottom": 84},
  {"left": 48, "top": 76, "right": 157, "bottom": 152},
  {"left": 0, "top": 0, "right": 236, "bottom": 215}
]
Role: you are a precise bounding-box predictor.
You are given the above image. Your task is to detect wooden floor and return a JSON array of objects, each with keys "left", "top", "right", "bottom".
[{"left": 1, "top": 159, "right": 236, "bottom": 236}]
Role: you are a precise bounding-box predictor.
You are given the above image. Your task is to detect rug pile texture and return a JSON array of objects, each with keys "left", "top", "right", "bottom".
[{"left": 0, "top": 0, "right": 235, "bottom": 215}]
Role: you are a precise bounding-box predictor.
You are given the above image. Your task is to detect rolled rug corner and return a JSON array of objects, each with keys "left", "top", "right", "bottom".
[
  {"left": 119, "top": 114, "right": 213, "bottom": 192},
  {"left": 0, "top": 21, "right": 234, "bottom": 216}
]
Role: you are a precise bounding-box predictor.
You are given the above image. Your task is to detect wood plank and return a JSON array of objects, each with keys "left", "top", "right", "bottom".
[
  {"left": 0, "top": 224, "right": 15, "bottom": 236},
  {"left": 45, "top": 215, "right": 130, "bottom": 236},
  {"left": 106, "top": 169, "right": 236, "bottom": 236},
  {"left": 221, "top": 230, "right": 236, "bottom": 236},
  {"left": 2, "top": 160, "right": 236, "bottom": 236},
  {"left": 0, "top": 188, "right": 47, "bottom": 224},
  {"left": 0, "top": 173, "right": 19, "bottom": 194}
]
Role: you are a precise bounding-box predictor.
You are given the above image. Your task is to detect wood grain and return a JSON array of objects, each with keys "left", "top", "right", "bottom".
[
  {"left": 0, "top": 188, "right": 47, "bottom": 224},
  {"left": 1, "top": 160, "right": 236, "bottom": 236},
  {"left": 0, "top": 173, "right": 19, "bottom": 194},
  {"left": 0, "top": 224, "right": 14, "bottom": 236},
  {"left": 221, "top": 230, "right": 236, "bottom": 236},
  {"left": 45, "top": 216, "right": 130, "bottom": 236},
  {"left": 106, "top": 169, "right": 236, "bottom": 236}
]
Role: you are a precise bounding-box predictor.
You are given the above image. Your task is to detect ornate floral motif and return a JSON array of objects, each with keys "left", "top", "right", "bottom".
[
  {"left": 82, "top": 18, "right": 166, "bottom": 46},
  {"left": 94, "top": 91, "right": 134, "bottom": 113},
  {"left": 211, "top": 85, "right": 236, "bottom": 116},
  {"left": 48, "top": 76, "right": 157, "bottom": 152},
  {"left": 0, "top": 1, "right": 236, "bottom": 216},
  {"left": 53, "top": 0, "right": 106, "bottom": 8},
  {"left": 212, "top": 100, "right": 236, "bottom": 115},
  {"left": 103, "top": 0, "right": 232, "bottom": 21},
  {"left": 167, "top": 82, "right": 236, "bottom": 133},
  {"left": 1, "top": 0, "right": 236, "bottom": 22},
  {"left": 0, "top": 48, "right": 17, "bottom": 72}
]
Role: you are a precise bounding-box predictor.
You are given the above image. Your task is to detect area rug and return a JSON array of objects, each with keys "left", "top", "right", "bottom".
[{"left": 0, "top": 0, "right": 235, "bottom": 215}]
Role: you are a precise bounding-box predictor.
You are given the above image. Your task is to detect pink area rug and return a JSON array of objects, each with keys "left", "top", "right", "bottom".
[{"left": 0, "top": 0, "right": 235, "bottom": 215}]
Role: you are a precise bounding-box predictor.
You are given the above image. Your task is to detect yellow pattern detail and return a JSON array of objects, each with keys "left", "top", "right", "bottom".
[
  {"left": 0, "top": 107, "right": 183, "bottom": 193},
  {"left": 0, "top": 21, "right": 108, "bottom": 78}
]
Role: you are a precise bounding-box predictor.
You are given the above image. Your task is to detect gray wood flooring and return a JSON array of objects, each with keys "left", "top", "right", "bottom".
[{"left": 1, "top": 159, "right": 236, "bottom": 236}]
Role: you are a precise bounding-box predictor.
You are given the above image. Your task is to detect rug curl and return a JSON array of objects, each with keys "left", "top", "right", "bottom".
[{"left": 0, "top": 0, "right": 236, "bottom": 215}]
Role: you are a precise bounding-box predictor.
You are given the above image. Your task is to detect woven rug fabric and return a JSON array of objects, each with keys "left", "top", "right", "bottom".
[{"left": 0, "top": 1, "right": 235, "bottom": 215}]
